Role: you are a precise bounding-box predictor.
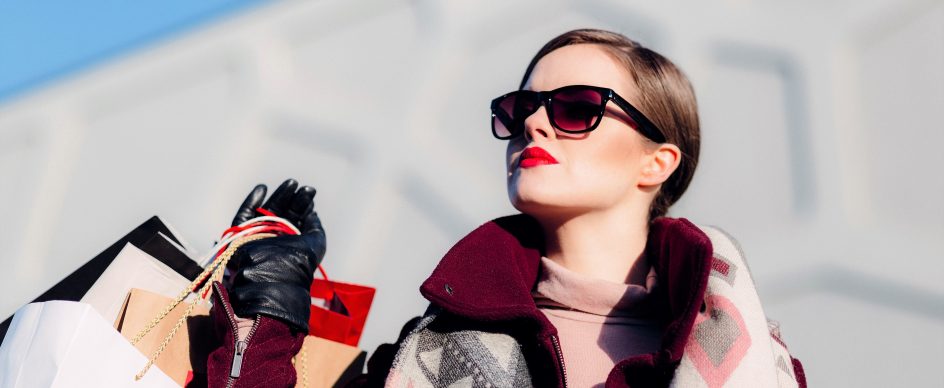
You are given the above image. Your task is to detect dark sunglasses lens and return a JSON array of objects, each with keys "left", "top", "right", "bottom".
[
  {"left": 492, "top": 94, "right": 518, "bottom": 138},
  {"left": 550, "top": 88, "right": 604, "bottom": 132},
  {"left": 493, "top": 113, "right": 512, "bottom": 139},
  {"left": 493, "top": 92, "right": 538, "bottom": 139}
]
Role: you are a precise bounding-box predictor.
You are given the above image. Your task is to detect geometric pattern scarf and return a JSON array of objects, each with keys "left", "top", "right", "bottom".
[
  {"left": 670, "top": 225, "right": 804, "bottom": 388},
  {"left": 384, "top": 313, "right": 533, "bottom": 388}
]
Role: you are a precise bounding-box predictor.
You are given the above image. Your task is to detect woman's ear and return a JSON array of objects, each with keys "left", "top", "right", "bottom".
[{"left": 638, "top": 143, "right": 681, "bottom": 187}]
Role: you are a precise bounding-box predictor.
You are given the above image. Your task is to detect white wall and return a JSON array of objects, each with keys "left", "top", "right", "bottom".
[{"left": 1, "top": 0, "right": 941, "bottom": 386}]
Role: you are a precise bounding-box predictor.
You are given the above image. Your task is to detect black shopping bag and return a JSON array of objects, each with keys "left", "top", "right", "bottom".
[{"left": 0, "top": 216, "right": 203, "bottom": 341}]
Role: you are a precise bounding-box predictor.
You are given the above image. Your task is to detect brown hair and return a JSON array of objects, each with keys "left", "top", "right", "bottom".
[{"left": 519, "top": 29, "right": 701, "bottom": 222}]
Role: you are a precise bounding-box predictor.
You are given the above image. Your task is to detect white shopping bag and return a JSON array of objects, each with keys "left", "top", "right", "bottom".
[
  {"left": 0, "top": 301, "right": 177, "bottom": 387},
  {"left": 81, "top": 243, "right": 192, "bottom": 324}
]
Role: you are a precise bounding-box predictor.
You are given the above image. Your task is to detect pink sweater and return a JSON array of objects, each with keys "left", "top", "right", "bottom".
[{"left": 532, "top": 257, "right": 664, "bottom": 388}]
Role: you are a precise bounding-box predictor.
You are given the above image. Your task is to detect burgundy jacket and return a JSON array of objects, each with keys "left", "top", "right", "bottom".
[{"left": 206, "top": 214, "right": 806, "bottom": 387}]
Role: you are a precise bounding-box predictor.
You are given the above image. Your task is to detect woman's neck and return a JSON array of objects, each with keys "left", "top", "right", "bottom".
[{"left": 538, "top": 206, "right": 651, "bottom": 285}]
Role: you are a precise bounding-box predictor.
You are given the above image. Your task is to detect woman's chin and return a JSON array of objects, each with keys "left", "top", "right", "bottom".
[{"left": 509, "top": 193, "right": 581, "bottom": 219}]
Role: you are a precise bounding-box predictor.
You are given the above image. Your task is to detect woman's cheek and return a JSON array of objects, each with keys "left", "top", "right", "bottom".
[{"left": 570, "top": 148, "right": 631, "bottom": 202}]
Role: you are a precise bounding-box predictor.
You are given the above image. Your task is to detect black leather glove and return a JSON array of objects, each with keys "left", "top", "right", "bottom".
[{"left": 227, "top": 178, "right": 327, "bottom": 332}]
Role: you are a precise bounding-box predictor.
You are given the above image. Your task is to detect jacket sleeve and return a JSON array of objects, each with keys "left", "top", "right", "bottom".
[{"left": 205, "top": 281, "right": 306, "bottom": 388}]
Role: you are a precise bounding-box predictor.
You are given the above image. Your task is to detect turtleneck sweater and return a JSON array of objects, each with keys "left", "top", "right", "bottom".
[{"left": 532, "top": 256, "right": 664, "bottom": 388}]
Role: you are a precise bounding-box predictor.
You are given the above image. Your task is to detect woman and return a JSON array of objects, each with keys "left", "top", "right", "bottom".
[{"left": 206, "top": 29, "right": 806, "bottom": 387}]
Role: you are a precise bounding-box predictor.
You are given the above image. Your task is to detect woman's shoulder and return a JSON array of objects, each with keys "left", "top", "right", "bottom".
[
  {"left": 653, "top": 217, "right": 752, "bottom": 274},
  {"left": 690, "top": 224, "right": 747, "bottom": 261},
  {"left": 670, "top": 222, "right": 808, "bottom": 388}
]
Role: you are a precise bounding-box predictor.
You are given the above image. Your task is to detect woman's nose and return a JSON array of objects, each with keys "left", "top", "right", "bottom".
[{"left": 523, "top": 105, "right": 554, "bottom": 141}]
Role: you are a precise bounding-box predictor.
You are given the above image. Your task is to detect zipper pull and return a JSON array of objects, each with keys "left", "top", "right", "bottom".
[{"left": 230, "top": 340, "right": 248, "bottom": 378}]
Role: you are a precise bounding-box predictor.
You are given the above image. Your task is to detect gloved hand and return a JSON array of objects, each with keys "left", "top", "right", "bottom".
[{"left": 227, "top": 178, "right": 327, "bottom": 333}]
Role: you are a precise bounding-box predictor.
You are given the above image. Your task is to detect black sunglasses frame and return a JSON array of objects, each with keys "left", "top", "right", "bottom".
[{"left": 490, "top": 84, "right": 666, "bottom": 143}]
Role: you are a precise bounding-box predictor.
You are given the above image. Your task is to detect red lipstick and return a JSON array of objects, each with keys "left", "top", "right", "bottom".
[{"left": 518, "top": 147, "right": 559, "bottom": 168}]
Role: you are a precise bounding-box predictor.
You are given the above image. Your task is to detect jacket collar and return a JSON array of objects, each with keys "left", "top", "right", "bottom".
[
  {"left": 420, "top": 214, "right": 546, "bottom": 326},
  {"left": 419, "top": 213, "right": 713, "bottom": 357}
]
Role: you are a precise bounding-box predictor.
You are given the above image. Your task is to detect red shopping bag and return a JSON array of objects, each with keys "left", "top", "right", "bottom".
[{"left": 308, "top": 274, "right": 375, "bottom": 347}]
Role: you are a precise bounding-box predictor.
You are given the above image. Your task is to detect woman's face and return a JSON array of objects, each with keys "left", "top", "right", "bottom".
[{"left": 506, "top": 44, "right": 659, "bottom": 219}]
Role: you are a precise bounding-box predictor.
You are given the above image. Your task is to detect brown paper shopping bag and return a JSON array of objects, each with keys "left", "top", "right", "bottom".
[
  {"left": 112, "top": 233, "right": 272, "bottom": 386},
  {"left": 116, "top": 289, "right": 368, "bottom": 388},
  {"left": 114, "top": 233, "right": 367, "bottom": 387},
  {"left": 115, "top": 288, "right": 215, "bottom": 386},
  {"left": 293, "top": 335, "right": 366, "bottom": 388}
]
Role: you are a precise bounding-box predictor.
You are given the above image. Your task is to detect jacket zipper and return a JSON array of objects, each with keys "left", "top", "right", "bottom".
[
  {"left": 550, "top": 335, "right": 568, "bottom": 388},
  {"left": 215, "top": 283, "right": 261, "bottom": 388}
]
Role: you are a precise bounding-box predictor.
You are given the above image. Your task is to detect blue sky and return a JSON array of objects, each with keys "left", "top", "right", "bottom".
[{"left": 0, "top": 0, "right": 268, "bottom": 104}]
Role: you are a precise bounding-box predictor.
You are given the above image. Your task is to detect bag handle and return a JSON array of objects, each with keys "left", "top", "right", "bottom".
[
  {"left": 254, "top": 208, "right": 333, "bottom": 286},
  {"left": 210, "top": 207, "right": 332, "bottom": 294},
  {"left": 130, "top": 233, "right": 274, "bottom": 380},
  {"left": 130, "top": 209, "right": 330, "bottom": 381}
]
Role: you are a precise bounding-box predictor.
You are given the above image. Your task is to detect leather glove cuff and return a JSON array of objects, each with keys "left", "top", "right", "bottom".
[
  {"left": 230, "top": 282, "right": 312, "bottom": 332},
  {"left": 227, "top": 237, "right": 320, "bottom": 333}
]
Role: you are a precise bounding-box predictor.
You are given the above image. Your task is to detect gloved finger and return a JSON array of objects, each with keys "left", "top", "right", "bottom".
[
  {"left": 262, "top": 178, "right": 298, "bottom": 216},
  {"left": 286, "top": 186, "right": 316, "bottom": 226},
  {"left": 300, "top": 209, "right": 325, "bottom": 236},
  {"left": 232, "top": 184, "right": 267, "bottom": 226}
]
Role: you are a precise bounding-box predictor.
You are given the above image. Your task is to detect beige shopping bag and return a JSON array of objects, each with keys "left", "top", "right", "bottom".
[
  {"left": 115, "top": 233, "right": 367, "bottom": 387},
  {"left": 116, "top": 288, "right": 367, "bottom": 388},
  {"left": 294, "top": 335, "right": 367, "bottom": 388},
  {"left": 83, "top": 243, "right": 194, "bottom": 324},
  {"left": 115, "top": 288, "right": 214, "bottom": 386}
]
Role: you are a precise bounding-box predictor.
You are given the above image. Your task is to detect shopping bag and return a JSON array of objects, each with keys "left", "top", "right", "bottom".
[
  {"left": 114, "top": 232, "right": 274, "bottom": 386},
  {"left": 115, "top": 288, "right": 369, "bottom": 388},
  {"left": 0, "top": 301, "right": 177, "bottom": 387},
  {"left": 137, "top": 231, "right": 202, "bottom": 280},
  {"left": 294, "top": 335, "right": 367, "bottom": 388},
  {"left": 82, "top": 243, "right": 194, "bottom": 324},
  {"left": 115, "top": 288, "right": 214, "bottom": 387},
  {"left": 308, "top": 278, "right": 376, "bottom": 347},
  {"left": 0, "top": 216, "right": 202, "bottom": 341},
  {"left": 110, "top": 217, "right": 371, "bottom": 387}
]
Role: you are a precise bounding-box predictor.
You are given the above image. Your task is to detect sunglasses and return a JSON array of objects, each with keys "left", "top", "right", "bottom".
[{"left": 490, "top": 84, "right": 666, "bottom": 143}]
